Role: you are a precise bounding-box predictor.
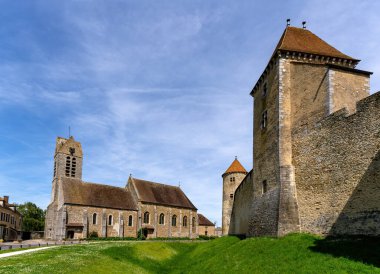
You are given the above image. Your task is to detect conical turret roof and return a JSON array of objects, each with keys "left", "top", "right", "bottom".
[{"left": 223, "top": 158, "right": 247, "bottom": 176}]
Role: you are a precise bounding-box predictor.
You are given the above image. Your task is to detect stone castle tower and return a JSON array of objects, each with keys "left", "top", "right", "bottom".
[
  {"left": 228, "top": 25, "right": 380, "bottom": 237},
  {"left": 222, "top": 157, "right": 247, "bottom": 235}
]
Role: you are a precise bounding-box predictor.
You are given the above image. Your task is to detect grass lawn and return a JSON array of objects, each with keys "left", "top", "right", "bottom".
[{"left": 0, "top": 234, "right": 379, "bottom": 273}]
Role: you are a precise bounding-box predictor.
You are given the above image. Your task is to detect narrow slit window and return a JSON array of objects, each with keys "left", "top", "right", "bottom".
[{"left": 261, "top": 110, "right": 268, "bottom": 129}]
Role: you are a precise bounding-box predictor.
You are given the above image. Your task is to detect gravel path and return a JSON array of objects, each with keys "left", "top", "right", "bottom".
[{"left": 0, "top": 246, "right": 59, "bottom": 259}]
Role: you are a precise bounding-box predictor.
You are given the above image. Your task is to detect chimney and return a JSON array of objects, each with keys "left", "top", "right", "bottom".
[{"left": 4, "top": 195, "right": 9, "bottom": 204}]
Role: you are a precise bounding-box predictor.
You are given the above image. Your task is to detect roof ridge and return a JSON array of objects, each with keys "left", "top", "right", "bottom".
[
  {"left": 132, "top": 177, "right": 180, "bottom": 189},
  {"left": 63, "top": 178, "right": 127, "bottom": 191}
]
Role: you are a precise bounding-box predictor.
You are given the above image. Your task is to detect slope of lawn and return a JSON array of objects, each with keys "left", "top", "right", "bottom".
[{"left": 0, "top": 234, "right": 379, "bottom": 273}]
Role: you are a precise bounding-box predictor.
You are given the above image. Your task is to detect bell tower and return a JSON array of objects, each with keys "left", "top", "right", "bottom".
[
  {"left": 51, "top": 136, "right": 83, "bottom": 203},
  {"left": 222, "top": 157, "right": 247, "bottom": 235}
]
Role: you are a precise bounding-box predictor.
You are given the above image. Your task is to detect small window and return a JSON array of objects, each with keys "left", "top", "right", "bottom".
[
  {"left": 262, "top": 180, "right": 268, "bottom": 194},
  {"left": 172, "top": 215, "right": 177, "bottom": 226},
  {"left": 230, "top": 193, "right": 234, "bottom": 199},
  {"left": 183, "top": 216, "right": 187, "bottom": 227},
  {"left": 229, "top": 177, "right": 236, "bottom": 182},
  {"left": 143, "top": 212, "right": 150, "bottom": 224},
  {"left": 262, "top": 83, "right": 267, "bottom": 97},
  {"left": 108, "top": 215, "right": 113, "bottom": 225},
  {"left": 128, "top": 215, "right": 133, "bottom": 226},
  {"left": 159, "top": 213, "right": 165, "bottom": 225},
  {"left": 261, "top": 110, "right": 268, "bottom": 129},
  {"left": 92, "top": 213, "right": 97, "bottom": 225}
]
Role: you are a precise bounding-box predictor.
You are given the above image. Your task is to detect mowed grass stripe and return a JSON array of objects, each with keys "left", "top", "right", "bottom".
[{"left": 0, "top": 234, "right": 379, "bottom": 274}]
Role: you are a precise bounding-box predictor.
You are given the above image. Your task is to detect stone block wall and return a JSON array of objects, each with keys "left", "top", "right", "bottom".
[{"left": 292, "top": 91, "right": 380, "bottom": 236}]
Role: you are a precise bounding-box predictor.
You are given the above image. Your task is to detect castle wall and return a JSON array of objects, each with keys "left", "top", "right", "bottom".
[
  {"left": 292, "top": 92, "right": 380, "bottom": 235},
  {"left": 228, "top": 171, "right": 253, "bottom": 236},
  {"left": 330, "top": 68, "right": 370, "bottom": 114}
]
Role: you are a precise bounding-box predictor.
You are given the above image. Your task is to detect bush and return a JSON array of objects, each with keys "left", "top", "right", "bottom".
[
  {"left": 198, "top": 235, "right": 217, "bottom": 240},
  {"left": 137, "top": 228, "right": 146, "bottom": 240},
  {"left": 89, "top": 231, "right": 98, "bottom": 238}
]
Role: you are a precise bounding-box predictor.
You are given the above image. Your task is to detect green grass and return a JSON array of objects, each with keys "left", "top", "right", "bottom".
[{"left": 0, "top": 234, "right": 379, "bottom": 273}]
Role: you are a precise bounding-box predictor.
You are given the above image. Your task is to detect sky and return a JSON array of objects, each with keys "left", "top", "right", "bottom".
[{"left": 0, "top": 0, "right": 379, "bottom": 226}]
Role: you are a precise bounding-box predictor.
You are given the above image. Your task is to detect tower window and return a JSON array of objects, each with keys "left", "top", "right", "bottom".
[
  {"left": 65, "top": 156, "right": 71, "bottom": 177},
  {"left": 261, "top": 110, "right": 268, "bottom": 129},
  {"left": 262, "top": 180, "right": 268, "bottom": 194},
  {"left": 229, "top": 177, "right": 235, "bottom": 182},
  {"left": 262, "top": 83, "right": 267, "bottom": 97},
  {"left": 230, "top": 193, "right": 234, "bottom": 199}
]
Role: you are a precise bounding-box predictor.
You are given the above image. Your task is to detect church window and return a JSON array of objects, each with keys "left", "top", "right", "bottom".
[
  {"left": 262, "top": 180, "right": 268, "bottom": 194},
  {"left": 92, "top": 213, "right": 97, "bottom": 225},
  {"left": 183, "top": 216, "right": 187, "bottom": 227},
  {"left": 108, "top": 215, "right": 113, "bottom": 225},
  {"left": 143, "top": 212, "right": 150, "bottom": 224},
  {"left": 172, "top": 215, "right": 177, "bottom": 226},
  {"left": 128, "top": 215, "right": 133, "bottom": 226},
  {"left": 230, "top": 193, "right": 234, "bottom": 199},
  {"left": 261, "top": 110, "right": 268, "bottom": 129},
  {"left": 262, "top": 83, "right": 267, "bottom": 97},
  {"left": 192, "top": 217, "right": 196, "bottom": 232},
  {"left": 159, "top": 213, "right": 165, "bottom": 225},
  {"left": 71, "top": 158, "right": 76, "bottom": 177}
]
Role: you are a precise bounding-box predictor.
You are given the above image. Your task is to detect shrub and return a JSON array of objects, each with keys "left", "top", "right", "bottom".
[
  {"left": 137, "top": 228, "right": 146, "bottom": 240},
  {"left": 89, "top": 231, "right": 98, "bottom": 238}
]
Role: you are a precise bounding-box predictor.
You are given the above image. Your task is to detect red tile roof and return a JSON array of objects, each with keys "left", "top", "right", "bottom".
[
  {"left": 129, "top": 177, "right": 197, "bottom": 210},
  {"left": 198, "top": 214, "right": 214, "bottom": 226},
  {"left": 275, "top": 26, "right": 358, "bottom": 61},
  {"left": 223, "top": 158, "right": 247, "bottom": 175}
]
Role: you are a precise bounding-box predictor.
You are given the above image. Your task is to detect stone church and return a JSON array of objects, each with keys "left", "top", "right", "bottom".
[
  {"left": 45, "top": 136, "right": 199, "bottom": 240},
  {"left": 225, "top": 25, "right": 380, "bottom": 237}
]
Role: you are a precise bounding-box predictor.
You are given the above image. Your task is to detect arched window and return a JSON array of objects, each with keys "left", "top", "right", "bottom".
[
  {"left": 143, "top": 212, "right": 150, "bottom": 224},
  {"left": 192, "top": 217, "right": 196, "bottom": 232},
  {"left": 183, "top": 216, "right": 187, "bottom": 227},
  {"left": 159, "top": 213, "right": 165, "bottom": 225},
  {"left": 108, "top": 215, "right": 113, "bottom": 225},
  {"left": 92, "top": 213, "right": 97, "bottom": 225},
  {"left": 262, "top": 180, "right": 268, "bottom": 194},
  {"left": 172, "top": 215, "right": 177, "bottom": 226},
  {"left": 71, "top": 158, "right": 76, "bottom": 177},
  {"left": 128, "top": 215, "right": 133, "bottom": 226}
]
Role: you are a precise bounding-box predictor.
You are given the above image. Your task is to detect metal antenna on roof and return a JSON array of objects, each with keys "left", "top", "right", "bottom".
[
  {"left": 286, "top": 19, "right": 290, "bottom": 27},
  {"left": 302, "top": 21, "right": 306, "bottom": 29}
]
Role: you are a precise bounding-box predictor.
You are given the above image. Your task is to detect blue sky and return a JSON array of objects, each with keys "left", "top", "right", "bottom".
[{"left": 0, "top": 0, "right": 379, "bottom": 226}]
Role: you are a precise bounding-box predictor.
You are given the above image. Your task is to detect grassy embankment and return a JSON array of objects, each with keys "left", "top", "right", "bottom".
[{"left": 0, "top": 234, "right": 379, "bottom": 273}]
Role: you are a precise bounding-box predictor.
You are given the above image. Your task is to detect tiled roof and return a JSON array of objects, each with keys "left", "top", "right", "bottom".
[
  {"left": 275, "top": 26, "right": 357, "bottom": 61},
  {"left": 129, "top": 177, "right": 197, "bottom": 210},
  {"left": 61, "top": 178, "right": 138, "bottom": 210},
  {"left": 223, "top": 158, "right": 247, "bottom": 175},
  {"left": 198, "top": 214, "right": 214, "bottom": 226}
]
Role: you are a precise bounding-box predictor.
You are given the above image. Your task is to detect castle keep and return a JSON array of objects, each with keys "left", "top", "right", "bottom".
[
  {"left": 45, "top": 136, "right": 200, "bottom": 240},
  {"left": 227, "top": 26, "right": 380, "bottom": 237}
]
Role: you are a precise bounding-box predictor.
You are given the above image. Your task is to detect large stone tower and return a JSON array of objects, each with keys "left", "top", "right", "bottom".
[
  {"left": 222, "top": 157, "right": 247, "bottom": 235},
  {"left": 51, "top": 136, "right": 83, "bottom": 202}
]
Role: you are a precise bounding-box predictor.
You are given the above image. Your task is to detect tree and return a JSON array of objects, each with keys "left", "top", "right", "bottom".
[{"left": 17, "top": 202, "right": 45, "bottom": 232}]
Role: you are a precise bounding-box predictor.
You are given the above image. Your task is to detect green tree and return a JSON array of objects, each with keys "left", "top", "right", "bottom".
[{"left": 17, "top": 202, "right": 45, "bottom": 232}]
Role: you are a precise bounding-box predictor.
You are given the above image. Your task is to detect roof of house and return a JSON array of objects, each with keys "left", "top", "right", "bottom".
[
  {"left": 129, "top": 177, "right": 197, "bottom": 210},
  {"left": 274, "top": 26, "right": 357, "bottom": 61},
  {"left": 61, "top": 178, "right": 137, "bottom": 210},
  {"left": 223, "top": 158, "right": 247, "bottom": 175},
  {"left": 198, "top": 214, "right": 214, "bottom": 226}
]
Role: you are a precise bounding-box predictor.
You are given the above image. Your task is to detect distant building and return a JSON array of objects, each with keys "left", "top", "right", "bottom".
[
  {"left": 215, "top": 227, "right": 222, "bottom": 237},
  {"left": 228, "top": 25, "right": 380, "bottom": 237},
  {"left": 45, "top": 136, "right": 200, "bottom": 240},
  {"left": 197, "top": 214, "right": 215, "bottom": 236},
  {"left": 0, "top": 196, "right": 22, "bottom": 241}
]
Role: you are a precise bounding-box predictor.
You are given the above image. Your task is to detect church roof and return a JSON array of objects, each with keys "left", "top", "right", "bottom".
[
  {"left": 129, "top": 177, "right": 197, "bottom": 210},
  {"left": 275, "top": 26, "right": 358, "bottom": 61},
  {"left": 61, "top": 178, "right": 137, "bottom": 210},
  {"left": 198, "top": 213, "right": 214, "bottom": 226},
  {"left": 223, "top": 158, "right": 247, "bottom": 175}
]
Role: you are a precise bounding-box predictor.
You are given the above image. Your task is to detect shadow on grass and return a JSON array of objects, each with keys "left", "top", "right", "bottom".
[{"left": 310, "top": 236, "right": 380, "bottom": 267}]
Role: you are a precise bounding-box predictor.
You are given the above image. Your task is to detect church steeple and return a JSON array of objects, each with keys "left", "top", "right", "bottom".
[{"left": 53, "top": 136, "right": 83, "bottom": 180}]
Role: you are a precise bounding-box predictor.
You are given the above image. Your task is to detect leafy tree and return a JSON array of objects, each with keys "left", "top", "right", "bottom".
[{"left": 17, "top": 202, "right": 45, "bottom": 232}]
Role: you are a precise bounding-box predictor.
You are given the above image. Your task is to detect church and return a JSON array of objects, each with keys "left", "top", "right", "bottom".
[
  {"left": 225, "top": 24, "right": 380, "bottom": 237},
  {"left": 45, "top": 136, "right": 199, "bottom": 240}
]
